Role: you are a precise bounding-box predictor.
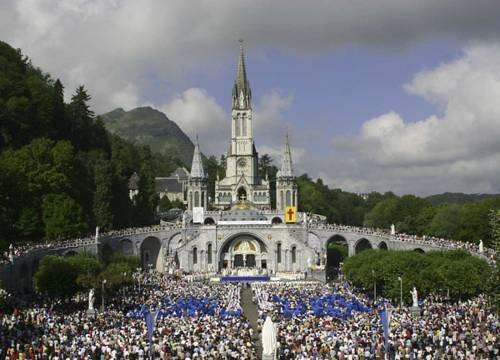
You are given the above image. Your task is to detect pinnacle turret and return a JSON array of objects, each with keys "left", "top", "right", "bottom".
[
  {"left": 190, "top": 136, "right": 205, "bottom": 179},
  {"left": 278, "top": 133, "right": 294, "bottom": 178}
]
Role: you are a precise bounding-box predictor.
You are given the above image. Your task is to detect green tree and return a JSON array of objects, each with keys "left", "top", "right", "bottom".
[
  {"left": 93, "top": 158, "right": 115, "bottom": 230},
  {"left": 33, "top": 255, "right": 80, "bottom": 298},
  {"left": 51, "top": 79, "right": 67, "bottom": 139},
  {"left": 158, "top": 195, "right": 172, "bottom": 212},
  {"left": 42, "top": 194, "right": 87, "bottom": 239},
  {"left": 429, "top": 204, "right": 463, "bottom": 239}
]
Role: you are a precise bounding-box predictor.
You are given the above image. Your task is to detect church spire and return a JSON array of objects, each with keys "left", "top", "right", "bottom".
[
  {"left": 232, "top": 40, "right": 252, "bottom": 109},
  {"left": 278, "top": 132, "right": 294, "bottom": 178},
  {"left": 190, "top": 135, "right": 205, "bottom": 179}
]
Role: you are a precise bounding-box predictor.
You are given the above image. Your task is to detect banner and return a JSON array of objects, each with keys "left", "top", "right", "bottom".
[
  {"left": 193, "top": 207, "right": 204, "bottom": 224},
  {"left": 284, "top": 206, "right": 297, "bottom": 223}
]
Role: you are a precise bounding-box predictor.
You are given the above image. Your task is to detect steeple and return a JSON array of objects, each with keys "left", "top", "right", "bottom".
[
  {"left": 232, "top": 40, "right": 252, "bottom": 109},
  {"left": 278, "top": 133, "right": 294, "bottom": 178},
  {"left": 190, "top": 136, "right": 205, "bottom": 179}
]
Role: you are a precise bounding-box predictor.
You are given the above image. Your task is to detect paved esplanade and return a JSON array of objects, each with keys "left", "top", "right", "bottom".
[{"left": 241, "top": 285, "right": 262, "bottom": 358}]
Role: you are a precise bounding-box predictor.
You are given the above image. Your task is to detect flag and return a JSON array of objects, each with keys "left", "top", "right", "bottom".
[
  {"left": 380, "top": 305, "right": 391, "bottom": 358},
  {"left": 285, "top": 206, "right": 297, "bottom": 223}
]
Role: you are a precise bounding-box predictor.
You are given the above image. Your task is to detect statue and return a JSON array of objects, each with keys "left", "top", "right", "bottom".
[
  {"left": 88, "top": 289, "right": 95, "bottom": 311},
  {"left": 411, "top": 287, "right": 418, "bottom": 307},
  {"left": 479, "top": 239, "right": 484, "bottom": 253},
  {"left": 390, "top": 224, "right": 396, "bottom": 235}
]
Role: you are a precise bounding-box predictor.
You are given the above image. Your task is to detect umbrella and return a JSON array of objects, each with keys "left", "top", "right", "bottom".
[{"left": 262, "top": 316, "right": 277, "bottom": 360}]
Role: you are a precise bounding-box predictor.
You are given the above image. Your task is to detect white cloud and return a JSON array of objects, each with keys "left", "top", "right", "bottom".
[
  {"left": 325, "top": 44, "right": 500, "bottom": 195},
  {"left": 161, "top": 88, "right": 227, "bottom": 155},
  {"left": 3, "top": 0, "right": 500, "bottom": 113}
]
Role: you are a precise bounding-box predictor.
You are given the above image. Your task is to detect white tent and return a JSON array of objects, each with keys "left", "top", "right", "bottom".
[{"left": 262, "top": 316, "right": 277, "bottom": 360}]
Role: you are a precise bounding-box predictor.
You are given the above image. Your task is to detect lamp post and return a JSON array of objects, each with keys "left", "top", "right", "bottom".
[
  {"left": 136, "top": 267, "right": 141, "bottom": 291},
  {"left": 372, "top": 270, "right": 377, "bottom": 302},
  {"left": 101, "top": 279, "right": 107, "bottom": 312},
  {"left": 398, "top": 276, "right": 403, "bottom": 307}
]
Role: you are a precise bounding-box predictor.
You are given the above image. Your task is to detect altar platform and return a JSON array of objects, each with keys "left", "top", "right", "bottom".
[{"left": 220, "top": 275, "right": 270, "bottom": 282}]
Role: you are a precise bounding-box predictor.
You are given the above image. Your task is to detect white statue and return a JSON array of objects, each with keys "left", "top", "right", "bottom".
[
  {"left": 411, "top": 287, "right": 418, "bottom": 307},
  {"left": 390, "top": 224, "right": 396, "bottom": 235},
  {"left": 95, "top": 226, "right": 100, "bottom": 242},
  {"left": 479, "top": 239, "right": 484, "bottom": 253},
  {"left": 88, "top": 289, "right": 95, "bottom": 310}
]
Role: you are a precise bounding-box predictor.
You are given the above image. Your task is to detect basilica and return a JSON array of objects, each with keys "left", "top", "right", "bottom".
[
  {"left": 163, "top": 43, "right": 316, "bottom": 276},
  {"left": 186, "top": 43, "right": 298, "bottom": 212}
]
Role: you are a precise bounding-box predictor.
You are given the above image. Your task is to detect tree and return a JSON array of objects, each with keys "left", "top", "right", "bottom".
[
  {"left": 33, "top": 255, "right": 80, "bottom": 298},
  {"left": 158, "top": 195, "right": 172, "bottom": 212},
  {"left": 93, "top": 158, "right": 115, "bottom": 230},
  {"left": 428, "top": 204, "right": 463, "bottom": 239},
  {"left": 42, "top": 194, "right": 87, "bottom": 240},
  {"left": 490, "top": 209, "right": 500, "bottom": 258},
  {"left": 68, "top": 85, "right": 95, "bottom": 149},
  {"left": 51, "top": 79, "right": 67, "bottom": 139}
]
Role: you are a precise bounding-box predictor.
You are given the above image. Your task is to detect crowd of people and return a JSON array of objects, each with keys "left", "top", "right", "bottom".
[
  {"left": 1, "top": 272, "right": 257, "bottom": 359},
  {"left": 252, "top": 282, "right": 499, "bottom": 359}
]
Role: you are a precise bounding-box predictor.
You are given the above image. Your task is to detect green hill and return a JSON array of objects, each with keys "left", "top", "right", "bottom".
[
  {"left": 426, "top": 192, "right": 500, "bottom": 205},
  {"left": 101, "top": 107, "right": 194, "bottom": 166}
]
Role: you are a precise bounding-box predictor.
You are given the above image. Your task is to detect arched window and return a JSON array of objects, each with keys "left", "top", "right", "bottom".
[
  {"left": 194, "top": 191, "right": 199, "bottom": 207},
  {"left": 193, "top": 247, "right": 198, "bottom": 264},
  {"left": 292, "top": 246, "right": 297, "bottom": 264},
  {"left": 242, "top": 114, "right": 247, "bottom": 136},
  {"left": 277, "top": 243, "right": 282, "bottom": 264},
  {"left": 280, "top": 191, "right": 284, "bottom": 208},
  {"left": 207, "top": 243, "right": 212, "bottom": 264},
  {"left": 235, "top": 115, "right": 241, "bottom": 137},
  {"left": 286, "top": 190, "right": 291, "bottom": 207},
  {"left": 201, "top": 191, "right": 205, "bottom": 207},
  {"left": 292, "top": 191, "right": 296, "bottom": 206},
  {"left": 189, "top": 192, "right": 193, "bottom": 209}
]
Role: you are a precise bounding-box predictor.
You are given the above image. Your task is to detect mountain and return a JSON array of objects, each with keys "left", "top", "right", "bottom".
[
  {"left": 101, "top": 107, "right": 194, "bottom": 166},
  {"left": 426, "top": 192, "right": 500, "bottom": 205}
]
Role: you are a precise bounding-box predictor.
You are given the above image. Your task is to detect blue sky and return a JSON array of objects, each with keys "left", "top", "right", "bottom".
[{"left": 2, "top": 1, "right": 500, "bottom": 195}]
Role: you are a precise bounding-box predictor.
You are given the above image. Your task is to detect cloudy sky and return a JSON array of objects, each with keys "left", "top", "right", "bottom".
[{"left": 2, "top": 0, "right": 500, "bottom": 195}]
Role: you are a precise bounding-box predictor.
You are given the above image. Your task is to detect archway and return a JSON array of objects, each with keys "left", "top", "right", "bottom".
[
  {"left": 219, "top": 233, "right": 268, "bottom": 271},
  {"left": 237, "top": 187, "right": 247, "bottom": 202},
  {"left": 140, "top": 236, "right": 161, "bottom": 270},
  {"left": 204, "top": 217, "right": 215, "bottom": 225},
  {"left": 378, "top": 241, "right": 388, "bottom": 250},
  {"left": 271, "top": 217, "right": 283, "bottom": 225},
  {"left": 355, "top": 238, "right": 373, "bottom": 254},
  {"left": 119, "top": 239, "right": 134, "bottom": 256},
  {"left": 326, "top": 235, "right": 348, "bottom": 280},
  {"left": 64, "top": 250, "right": 78, "bottom": 257},
  {"left": 413, "top": 248, "right": 425, "bottom": 253},
  {"left": 101, "top": 244, "right": 114, "bottom": 262}
]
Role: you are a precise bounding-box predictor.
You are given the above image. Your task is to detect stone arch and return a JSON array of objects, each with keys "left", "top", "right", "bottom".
[
  {"left": 101, "top": 244, "right": 114, "bottom": 262},
  {"left": 354, "top": 238, "right": 373, "bottom": 254},
  {"left": 64, "top": 250, "right": 78, "bottom": 257},
  {"left": 378, "top": 241, "right": 388, "bottom": 250},
  {"left": 204, "top": 217, "right": 215, "bottom": 225},
  {"left": 413, "top": 248, "right": 425, "bottom": 253},
  {"left": 32, "top": 258, "right": 40, "bottom": 275},
  {"left": 140, "top": 236, "right": 162, "bottom": 270},
  {"left": 271, "top": 216, "right": 283, "bottom": 224},
  {"left": 306, "top": 232, "right": 322, "bottom": 253},
  {"left": 167, "top": 232, "right": 182, "bottom": 255},
  {"left": 218, "top": 232, "right": 269, "bottom": 270},
  {"left": 326, "top": 235, "right": 349, "bottom": 279},
  {"left": 237, "top": 187, "right": 247, "bottom": 201},
  {"left": 119, "top": 239, "right": 134, "bottom": 256}
]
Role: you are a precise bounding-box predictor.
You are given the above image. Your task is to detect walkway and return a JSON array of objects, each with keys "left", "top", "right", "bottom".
[{"left": 241, "top": 285, "right": 262, "bottom": 359}]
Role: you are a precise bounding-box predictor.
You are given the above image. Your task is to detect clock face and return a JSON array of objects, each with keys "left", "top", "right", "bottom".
[{"left": 237, "top": 158, "right": 247, "bottom": 167}]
